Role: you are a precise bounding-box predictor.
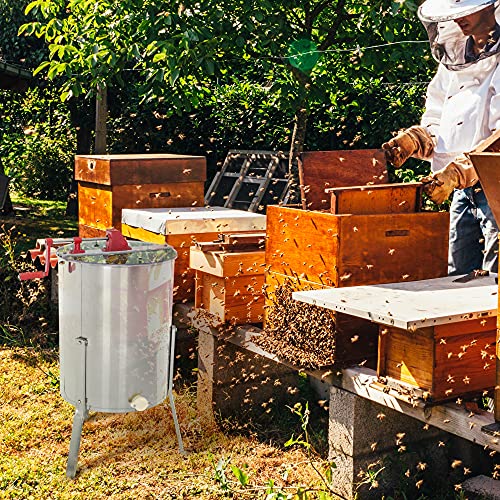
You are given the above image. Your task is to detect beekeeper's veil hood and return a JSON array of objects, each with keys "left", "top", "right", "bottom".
[{"left": 418, "top": 0, "right": 500, "bottom": 70}]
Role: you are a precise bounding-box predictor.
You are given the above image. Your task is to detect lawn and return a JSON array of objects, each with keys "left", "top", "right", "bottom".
[
  {"left": 2, "top": 195, "right": 78, "bottom": 254},
  {"left": 0, "top": 347, "right": 330, "bottom": 499},
  {"left": 0, "top": 196, "right": 336, "bottom": 499}
]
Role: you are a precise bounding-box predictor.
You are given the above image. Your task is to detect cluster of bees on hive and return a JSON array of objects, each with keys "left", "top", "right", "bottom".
[{"left": 257, "top": 279, "right": 337, "bottom": 369}]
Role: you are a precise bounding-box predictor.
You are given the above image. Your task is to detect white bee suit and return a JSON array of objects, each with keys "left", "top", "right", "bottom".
[
  {"left": 416, "top": 0, "right": 500, "bottom": 274},
  {"left": 422, "top": 55, "right": 500, "bottom": 176}
]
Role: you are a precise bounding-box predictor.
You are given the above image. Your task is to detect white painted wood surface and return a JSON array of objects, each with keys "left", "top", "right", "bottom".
[
  {"left": 122, "top": 207, "right": 266, "bottom": 235},
  {"left": 293, "top": 275, "right": 498, "bottom": 330}
]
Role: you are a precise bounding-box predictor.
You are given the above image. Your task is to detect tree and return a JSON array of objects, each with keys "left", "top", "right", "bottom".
[{"left": 20, "top": 0, "right": 434, "bottom": 183}]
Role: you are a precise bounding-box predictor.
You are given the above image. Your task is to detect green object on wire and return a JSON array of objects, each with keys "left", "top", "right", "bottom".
[{"left": 287, "top": 39, "right": 319, "bottom": 72}]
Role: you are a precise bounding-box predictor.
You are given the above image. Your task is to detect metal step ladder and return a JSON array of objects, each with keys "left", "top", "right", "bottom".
[{"left": 205, "top": 150, "right": 291, "bottom": 212}]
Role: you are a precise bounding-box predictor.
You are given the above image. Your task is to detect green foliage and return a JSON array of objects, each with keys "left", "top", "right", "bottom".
[
  {"left": 209, "top": 402, "right": 338, "bottom": 499},
  {"left": 0, "top": 0, "right": 46, "bottom": 68},
  {"left": 19, "top": 1, "right": 436, "bottom": 151},
  {"left": 0, "top": 87, "right": 75, "bottom": 200},
  {"left": 0, "top": 225, "right": 58, "bottom": 348}
]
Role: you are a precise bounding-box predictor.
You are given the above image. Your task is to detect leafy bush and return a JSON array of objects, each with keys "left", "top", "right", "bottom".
[
  {"left": 0, "top": 225, "right": 58, "bottom": 347},
  {"left": 0, "top": 87, "right": 76, "bottom": 200}
]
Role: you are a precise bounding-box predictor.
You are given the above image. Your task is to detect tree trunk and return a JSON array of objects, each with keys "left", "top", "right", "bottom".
[
  {"left": 0, "top": 158, "right": 13, "bottom": 215},
  {"left": 95, "top": 85, "right": 107, "bottom": 154},
  {"left": 288, "top": 105, "right": 309, "bottom": 208}
]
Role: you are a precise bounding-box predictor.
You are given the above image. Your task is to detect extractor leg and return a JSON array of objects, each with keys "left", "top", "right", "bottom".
[
  {"left": 66, "top": 407, "right": 88, "bottom": 478},
  {"left": 168, "top": 390, "right": 185, "bottom": 455},
  {"left": 66, "top": 336, "right": 89, "bottom": 478},
  {"left": 167, "top": 324, "right": 185, "bottom": 454}
]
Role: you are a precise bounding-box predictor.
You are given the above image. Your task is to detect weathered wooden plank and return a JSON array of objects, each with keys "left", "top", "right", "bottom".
[
  {"left": 342, "top": 366, "right": 500, "bottom": 452},
  {"left": 293, "top": 275, "right": 497, "bottom": 330},
  {"left": 122, "top": 207, "right": 266, "bottom": 236},
  {"left": 299, "top": 149, "right": 388, "bottom": 211},
  {"left": 328, "top": 182, "right": 422, "bottom": 215}
]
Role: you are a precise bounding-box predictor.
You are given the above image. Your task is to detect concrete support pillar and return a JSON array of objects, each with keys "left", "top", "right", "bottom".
[
  {"left": 328, "top": 386, "right": 448, "bottom": 499},
  {"left": 197, "top": 327, "right": 300, "bottom": 426}
]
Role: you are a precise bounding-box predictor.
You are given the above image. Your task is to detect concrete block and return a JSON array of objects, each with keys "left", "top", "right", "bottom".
[
  {"left": 328, "top": 386, "right": 449, "bottom": 499},
  {"left": 462, "top": 475, "right": 500, "bottom": 499},
  {"left": 197, "top": 327, "right": 300, "bottom": 425}
]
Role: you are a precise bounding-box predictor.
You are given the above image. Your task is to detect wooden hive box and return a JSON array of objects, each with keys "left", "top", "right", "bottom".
[
  {"left": 121, "top": 207, "right": 266, "bottom": 303},
  {"left": 292, "top": 274, "right": 498, "bottom": 400},
  {"left": 263, "top": 201, "right": 450, "bottom": 368},
  {"left": 328, "top": 182, "right": 423, "bottom": 215},
  {"left": 266, "top": 205, "right": 449, "bottom": 288},
  {"left": 75, "top": 154, "right": 206, "bottom": 237},
  {"left": 378, "top": 318, "right": 496, "bottom": 402},
  {"left": 190, "top": 233, "right": 266, "bottom": 326},
  {"left": 299, "top": 149, "right": 388, "bottom": 211}
]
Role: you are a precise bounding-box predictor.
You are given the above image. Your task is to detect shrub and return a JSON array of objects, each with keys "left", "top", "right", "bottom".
[
  {"left": 0, "top": 225, "right": 58, "bottom": 347},
  {"left": 0, "top": 87, "right": 75, "bottom": 201}
]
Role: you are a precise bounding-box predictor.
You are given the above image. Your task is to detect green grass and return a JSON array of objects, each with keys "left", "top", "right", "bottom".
[{"left": 4, "top": 194, "right": 77, "bottom": 255}]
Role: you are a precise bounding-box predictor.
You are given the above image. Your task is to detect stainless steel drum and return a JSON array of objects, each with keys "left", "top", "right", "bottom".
[{"left": 56, "top": 237, "right": 183, "bottom": 478}]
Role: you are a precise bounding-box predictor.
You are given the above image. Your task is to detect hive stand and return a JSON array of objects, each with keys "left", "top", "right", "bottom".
[{"left": 190, "top": 315, "right": 500, "bottom": 499}]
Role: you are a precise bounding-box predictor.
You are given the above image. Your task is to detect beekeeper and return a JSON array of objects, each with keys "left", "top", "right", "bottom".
[{"left": 382, "top": 0, "right": 500, "bottom": 275}]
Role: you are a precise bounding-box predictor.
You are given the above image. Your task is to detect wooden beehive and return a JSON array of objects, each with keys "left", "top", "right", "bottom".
[
  {"left": 262, "top": 195, "right": 449, "bottom": 368},
  {"left": 377, "top": 318, "right": 496, "bottom": 402},
  {"left": 121, "top": 207, "right": 266, "bottom": 303},
  {"left": 190, "top": 233, "right": 266, "bottom": 325},
  {"left": 266, "top": 205, "right": 449, "bottom": 288},
  {"left": 75, "top": 154, "right": 206, "bottom": 237},
  {"left": 328, "top": 182, "right": 423, "bottom": 215},
  {"left": 299, "top": 149, "right": 388, "bottom": 211}
]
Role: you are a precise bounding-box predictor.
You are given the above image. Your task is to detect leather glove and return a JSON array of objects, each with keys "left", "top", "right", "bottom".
[
  {"left": 382, "top": 126, "right": 435, "bottom": 167},
  {"left": 421, "top": 163, "right": 461, "bottom": 204}
]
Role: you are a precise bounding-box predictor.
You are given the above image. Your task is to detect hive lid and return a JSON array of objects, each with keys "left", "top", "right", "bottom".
[
  {"left": 121, "top": 207, "right": 267, "bottom": 235},
  {"left": 57, "top": 240, "right": 177, "bottom": 265},
  {"left": 75, "top": 153, "right": 207, "bottom": 185},
  {"left": 293, "top": 274, "right": 498, "bottom": 330}
]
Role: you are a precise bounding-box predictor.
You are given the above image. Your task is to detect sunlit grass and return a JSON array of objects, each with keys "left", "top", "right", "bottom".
[{"left": 0, "top": 347, "right": 327, "bottom": 499}]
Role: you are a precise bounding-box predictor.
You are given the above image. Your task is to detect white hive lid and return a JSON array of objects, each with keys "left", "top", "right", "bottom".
[{"left": 121, "top": 207, "right": 266, "bottom": 235}]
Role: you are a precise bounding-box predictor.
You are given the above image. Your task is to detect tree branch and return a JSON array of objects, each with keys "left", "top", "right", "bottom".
[{"left": 318, "top": 0, "right": 349, "bottom": 51}]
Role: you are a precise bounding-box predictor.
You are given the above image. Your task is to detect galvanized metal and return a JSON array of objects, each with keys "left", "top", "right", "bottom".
[{"left": 56, "top": 240, "right": 182, "bottom": 477}]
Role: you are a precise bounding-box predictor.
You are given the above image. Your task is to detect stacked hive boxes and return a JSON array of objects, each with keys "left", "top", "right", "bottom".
[
  {"left": 189, "top": 233, "right": 266, "bottom": 326},
  {"left": 121, "top": 207, "right": 266, "bottom": 303},
  {"left": 75, "top": 154, "right": 206, "bottom": 237},
  {"left": 261, "top": 177, "right": 450, "bottom": 369}
]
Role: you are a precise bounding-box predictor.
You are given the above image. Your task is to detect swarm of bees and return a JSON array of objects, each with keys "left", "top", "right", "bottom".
[{"left": 255, "top": 280, "right": 337, "bottom": 369}]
